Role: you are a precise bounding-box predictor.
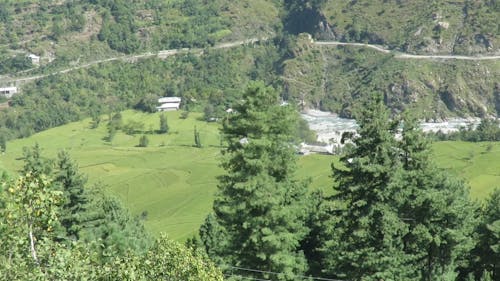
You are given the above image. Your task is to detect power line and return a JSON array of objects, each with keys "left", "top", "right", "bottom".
[
  {"left": 224, "top": 273, "right": 270, "bottom": 281},
  {"left": 229, "top": 266, "right": 345, "bottom": 281}
]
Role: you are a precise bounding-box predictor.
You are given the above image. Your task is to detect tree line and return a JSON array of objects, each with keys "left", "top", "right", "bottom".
[{"left": 428, "top": 118, "right": 500, "bottom": 142}]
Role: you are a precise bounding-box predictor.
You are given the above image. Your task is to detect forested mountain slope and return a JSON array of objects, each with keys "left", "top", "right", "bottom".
[
  {"left": 0, "top": 0, "right": 279, "bottom": 73},
  {"left": 0, "top": 0, "right": 499, "bottom": 136}
]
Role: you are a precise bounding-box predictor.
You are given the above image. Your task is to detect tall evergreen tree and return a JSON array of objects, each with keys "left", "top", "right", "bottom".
[
  {"left": 467, "top": 189, "right": 500, "bottom": 280},
  {"left": 54, "top": 151, "right": 88, "bottom": 240},
  {"left": 390, "top": 113, "right": 477, "bottom": 280},
  {"left": 324, "top": 94, "right": 409, "bottom": 280},
  {"left": 324, "top": 103, "right": 478, "bottom": 280},
  {"left": 201, "top": 82, "right": 309, "bottom": 280}
]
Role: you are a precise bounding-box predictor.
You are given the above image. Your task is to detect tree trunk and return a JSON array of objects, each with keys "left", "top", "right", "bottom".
[{"left": 29, "top": 222, "right": 39, "bottom": 264}]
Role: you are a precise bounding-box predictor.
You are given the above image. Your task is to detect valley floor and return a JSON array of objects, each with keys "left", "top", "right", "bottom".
[{"left": 0, "top": 110, "right": 498, "bottom": 240}]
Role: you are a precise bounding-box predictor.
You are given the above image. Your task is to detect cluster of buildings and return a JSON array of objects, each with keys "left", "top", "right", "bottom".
[{"left": 0, "top": 54, "right": 40, "bottom": 99}]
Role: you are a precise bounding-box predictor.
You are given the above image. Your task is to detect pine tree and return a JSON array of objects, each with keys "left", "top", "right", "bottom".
[
  {"left": 77, "top": 185, "right": 152, "bottom": 261},
  {"left": 159, "top": 113, "right": 169, "bottom": 134},
  {"left": 324, "top": 103, "right": 478, "bottom": 280},
  {"left": 139, "top": 135, "right": 149, "bottom": 147},
  {"left": 0, "top": 134, "right": 6, "bottom": 153},
  {"left": 21, "top": 143, "right": 53, "bottom": 176},
  {"left": 194, "top": 126, "right": 201, "bottom": 148},
  {"left": 54, "top": 151, "right": 88, "bottom": 240},
  {"left": 325, "top": 94, "right": 409, "bottom": 280},
  {"left": 201, "top": 82, "right": 309, "bottom": 280},
  {"left": 467, "top": 189, "right": 500, "bottom": 280},
  {"left": 390, "top": 113, "right": 477, "bottom": 280},
  {"left": 199, "top": 213, "right": 228, "bottom": 266}
]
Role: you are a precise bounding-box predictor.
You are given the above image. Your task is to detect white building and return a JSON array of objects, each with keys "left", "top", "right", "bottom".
[
  {"left": 0, "top": 86, "right": 17, "bottom": 98},
  {"left": 157, "top": 97, "right": 181, "bottom": 111},
  {"left": 27, "top": 54, "right": 40, "bottom": 65}
]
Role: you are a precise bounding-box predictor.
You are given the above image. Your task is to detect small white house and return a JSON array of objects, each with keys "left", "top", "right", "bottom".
[
  {"left": 0, "top": 86, "right": 17, "bottom": 98},
  {"left": 27, "top": 54, "right": 40, "bottom": 65},
  {"left": 157, "top": 97, "right": 181, "bottom": 111}
]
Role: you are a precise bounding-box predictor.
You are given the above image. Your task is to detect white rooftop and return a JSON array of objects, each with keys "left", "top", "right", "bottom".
[{"left": 158, "top": 97, "right": 181, "bottom": 103}]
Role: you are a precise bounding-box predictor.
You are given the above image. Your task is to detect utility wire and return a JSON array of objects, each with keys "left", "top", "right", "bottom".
[
  {"left": 224, "top": 273, "right": 271, "bottom": 281},
  {"left": 229, "top": 266, "right": 345, "bottom": 281}
]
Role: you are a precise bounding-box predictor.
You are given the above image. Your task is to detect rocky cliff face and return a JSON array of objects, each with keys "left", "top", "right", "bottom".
[
  {"left": 282, "top": 36, "right": 500, "bottom": 119},
  {"left": 316, "top": 0, "right": 499, "bottom": 55}
]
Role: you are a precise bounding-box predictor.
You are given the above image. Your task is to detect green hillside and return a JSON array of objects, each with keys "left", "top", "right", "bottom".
[
  {"left": 1, "top": 111, "right": 497, "bottom": 240},
  {"left": 1, "top": 0, "right": 498, "bottom": 129},
  {"left": 0, "top": 0, "right": 279, "bottom": 57}
]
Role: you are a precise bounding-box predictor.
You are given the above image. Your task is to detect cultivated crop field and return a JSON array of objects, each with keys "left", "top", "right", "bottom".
[{"left": 1, "top": 110, "right": 498, "bottom": 240}]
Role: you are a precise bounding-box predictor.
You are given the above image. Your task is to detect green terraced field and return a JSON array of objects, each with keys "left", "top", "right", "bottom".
[
  {"left": 1, "top": 111, "right": 498, "bottom": 240},
  {"left": 432, "top": 141, "right": 500, "bottom": 200}
]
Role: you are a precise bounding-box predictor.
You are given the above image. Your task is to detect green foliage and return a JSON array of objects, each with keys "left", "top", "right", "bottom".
[
  {"left": 123, "top": 119, "right": 145, "bottom": 135},
  {"left": 0, "top": 170, "right": 222, "bottom": 279},
  {"left": 0, "top": 55, "right": 32, "bottom": 74},
  {"left": 21, "top": 144, "right": 53, "bottom": 176},
  {"left": 299, "top": 190, "right": 330, "bottom": 276},
  {"left": 138, "top": 134, "right": 149, "bottom": 147},
  {"left": 283, "top": 43, "right": 500, "bottom": 118},
  {"left": 194, "top": 126, "right": 202, "bottom": 148},
  {"left": 202, "top": 82, "right": 309, "bottom": 280},
  {"left": 77, "top": 185, "right": 152, "bottom": 260},
  {"left": 324, "top": 97, "right": 478, "bottom": 280},
  {"left": 98, "top": 11, "right": 140, "bottom": 54},
  {"left": 466, "top": 188, "right": 500, "bottom": 280},
  {"left": 0, "top": 173, "right": 63, "bottom": 266},
  {"left": 159, "top": 113, "right": 169, "bottom": 134},
  {"left": 54, "top": 150, "right": 88, "bottom": 240},
  {"left": 319, "top": 0, "right": 499, "bottom": 53},
  {"left": 135, "top": 94, "right": 159, "bottom": 113},
  {"left": 108, "top": 112, "right": 123, "bottom": 130},
  {"left": 90, "top": 112, "right": 101, "bottom": 129},
  {"left": 204, "top": 103, "right": 217, "bottom": 121},
  {"left": 325, "top": 94, "right": 408, "bottom": 280},
  {"left": 0, "top": 134, "right": 6, "bottom": 153},
  {"left": 105, "top": 126, "right": 116, "bottom": 142}
]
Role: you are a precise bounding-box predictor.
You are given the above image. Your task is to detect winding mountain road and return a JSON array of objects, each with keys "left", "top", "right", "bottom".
[
  {"left": 1, "top": 38, "right": 266, "bottom": 85},
  {"left": 3, "top": 37, "right": 499, "bottom": 85},
  {"left": 314, "top": 41, "right": 500, "bottom": 61}
]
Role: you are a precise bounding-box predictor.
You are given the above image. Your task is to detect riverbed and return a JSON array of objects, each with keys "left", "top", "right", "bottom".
[{"left": 301, "top": 109, "right": 481, "bottom": 143}]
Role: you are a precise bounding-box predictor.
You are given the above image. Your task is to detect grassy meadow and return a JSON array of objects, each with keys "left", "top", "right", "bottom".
[{"left": 0, "top": 110, "right": 498, "bottom": 240}]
